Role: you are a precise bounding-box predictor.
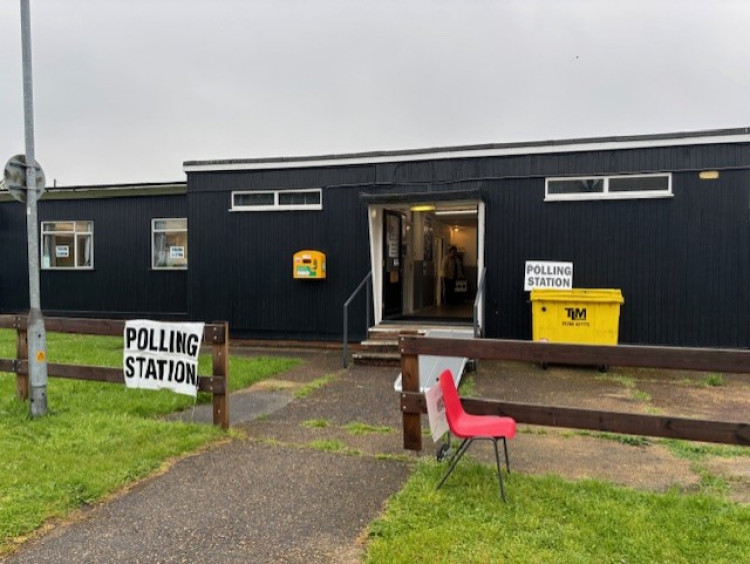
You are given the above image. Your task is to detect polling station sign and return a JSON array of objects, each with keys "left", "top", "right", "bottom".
[
  {"left": 123, "top": 320, "right": 205, "bottom": 397},
  {"left": 524, "top": 260, "right": 573, "bottom": 291}
]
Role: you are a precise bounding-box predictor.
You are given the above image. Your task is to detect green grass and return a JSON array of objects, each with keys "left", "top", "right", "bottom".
[
  {"left": 596, "top": 372, "right": 636, "bottom": 388},
  {"left": 0, "top": 373, "right": 223, "bottom": 550},
  {"left": 307, "top": 439, "right": 361, "bottom": 456},
  {"left": 0, "top": 329, "right": 300, "bottom": 552},
  {"left": 0, "top": 329, "right": 300, "bottom": 413},
  {"left": 703, "top": 373, "right": 726, "bottom": 387},
  {"left": 301, "top": 420, "right": 392, "bottom": 435},
  {"left": 596, "top": 371, "right": 654, "bottom": 403},
  {"left": 631, "top": 389, "right": 652, "bottom": 402},
  {"left": 457, "top": 374, "right": 476, "bottom": 396},
  {"left": 302, "top": 418, "right": 331, "bottom": 429},
  {"left": 294, "top": 372, "right": 338, "bottom": 399},
  {"left": 364, "top": 460, "right": 750, "bottom": 564},
  {"left": 343, "top": 422, "right": 393, "bottom": 435},
  {"left": 578, "top": 431, "right": 651, "bottom": 448},
  {"left": 661, "top": 439, "right": 750, "bottom": 461}
]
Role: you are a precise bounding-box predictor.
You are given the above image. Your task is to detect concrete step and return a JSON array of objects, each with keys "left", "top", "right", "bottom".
[
  {"left": 358, "top": 339, "right": 399, "bottom": 354},
  {"left": 367, "top": 327, "right": 425, "bottom": 341},
  {"left": 351, "top": 351, "right": 401, "bottom": 367}
]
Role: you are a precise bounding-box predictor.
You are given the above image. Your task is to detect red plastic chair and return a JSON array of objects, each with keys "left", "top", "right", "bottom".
[{"left": 437, "top": 369, "right": 517, "bottom": 501}]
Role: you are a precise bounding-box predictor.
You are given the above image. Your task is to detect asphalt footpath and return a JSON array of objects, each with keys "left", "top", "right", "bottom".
[{"left": 3, "top": 348, "right": 414, "bottom": 564}]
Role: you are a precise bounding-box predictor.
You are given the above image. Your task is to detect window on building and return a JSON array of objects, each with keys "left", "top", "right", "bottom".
[
  {"left": 231, "top": 189, "right": 322, "bottom": 211},
  {"left": 41, "top": 221, "right": 94, "bottom": 269},
  {"left": 233, "top": 192, "right": 275, "bottom": 208},
  {"left": 152, "top": 218, "right": 188, "bottom": 269},
  {"left": 545, "top": 174, "right": 672, "bottom": 201}
]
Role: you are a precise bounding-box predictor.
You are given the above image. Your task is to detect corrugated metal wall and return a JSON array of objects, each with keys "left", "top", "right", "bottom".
[
  {"left": 187, "top": 168, "right": 373, "bottom": 339},
  {"left": 371, "top": 143, "right": 750, "bottom": 347},
  {"left": 0, "top": 202, "right": 31, "bottom": 312},
  {"left": 1, "top": 140, "right": 747, "bottom": 347},
  {"left": 483, "top": 170, "right": 750, "bottom": 347},
  {"left": 0, "top": 194, "right": 188, "bottom": 319},
  {"left": 180, "top": 142, "right": 746, "bottom": 346}
]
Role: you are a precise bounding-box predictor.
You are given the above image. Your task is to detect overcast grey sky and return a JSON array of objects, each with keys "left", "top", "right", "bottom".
[{"left": 1, "top": 0, "right": 749, "bottom": 186}]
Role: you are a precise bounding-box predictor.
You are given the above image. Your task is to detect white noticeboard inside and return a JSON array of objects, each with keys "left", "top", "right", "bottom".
[
  {"left": 524, "top": 260, "right": 573, "bottom": 291},
  {"left": 55, "top": 245, "right": 69, "bottom": 258},
  {"left": 169, "top": 246, "right": 185, "bottom": 259},
  {"left": 123, "top": 320, "right": 205, "bottom": 397}
]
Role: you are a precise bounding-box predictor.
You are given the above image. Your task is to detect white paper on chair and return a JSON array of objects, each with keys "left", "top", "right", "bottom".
[{"left": 425, "top": 382, "right": 449, "bottom": 442}]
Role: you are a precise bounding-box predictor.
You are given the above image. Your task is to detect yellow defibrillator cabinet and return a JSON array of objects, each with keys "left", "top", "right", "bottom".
[{"left": 293, "top": 250, "right": 326, "bottom": 279}]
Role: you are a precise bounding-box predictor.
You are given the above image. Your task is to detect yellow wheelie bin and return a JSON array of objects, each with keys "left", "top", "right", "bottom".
[{"left": 531, "top": 288, "right": 624, "bottom": 345}]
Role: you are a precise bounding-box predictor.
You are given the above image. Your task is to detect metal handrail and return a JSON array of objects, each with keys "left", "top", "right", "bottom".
[
  {"left": 342, "top": 271, "right": 372, "bottom": 367},
  {"left": 473, "top": 267, "right": 486, "bottom": 338}
]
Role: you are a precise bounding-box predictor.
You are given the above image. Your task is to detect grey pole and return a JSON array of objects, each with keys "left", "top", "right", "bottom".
[{"left": 21, "top": 0, "right": 48, "bottom": 417}]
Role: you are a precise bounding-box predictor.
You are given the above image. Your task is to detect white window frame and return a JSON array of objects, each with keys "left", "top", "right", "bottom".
[
  {"left": 545, "top": 173, "right": 673, "bottom": 202},
  {"left": 151, "top": 218, "right": 188, "bottom": 270},
  {"left": 41, "top": 220, "right": 94, "bottom": 270},
  {"left": 230, "top": 188, "right": 323, "bottom": 211}
]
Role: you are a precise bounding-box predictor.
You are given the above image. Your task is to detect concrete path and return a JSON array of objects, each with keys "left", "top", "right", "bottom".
[
  {"left": 7, "top": 442, "right": 407, "bottom": 564},
  {"left": 5, "top": 349, "right": 411, "bottom": 564}
]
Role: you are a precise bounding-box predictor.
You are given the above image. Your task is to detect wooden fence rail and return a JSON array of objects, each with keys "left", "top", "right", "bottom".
[
  {"left": 0, "top": 315, "right": 230, "bottom": 428},
  {"left": 400, "top": 336, "right": 750, "bottom": 452}
]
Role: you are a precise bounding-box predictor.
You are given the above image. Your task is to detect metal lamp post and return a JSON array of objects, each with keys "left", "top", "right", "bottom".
[{"left": 20, "top": 0, "right": 48, "bottom": 417}]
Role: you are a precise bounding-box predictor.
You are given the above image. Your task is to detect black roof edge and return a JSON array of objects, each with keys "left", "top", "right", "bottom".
[
  {"left": 44, "top": 181, "right": 186, "bottom": 192},
  {"left": 183, "top": 126, "right": 750, "bottom": 168},
  {"left": 0, "top": 181, "right": 186, "bottom": 203}
]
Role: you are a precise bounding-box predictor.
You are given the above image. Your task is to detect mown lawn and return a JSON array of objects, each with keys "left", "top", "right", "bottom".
[
  {"left": 365, "top": 460, "right": 750, "bottom": 564},
  {"left": 0, "top": 329, "right": 300, "bottom": 553}
]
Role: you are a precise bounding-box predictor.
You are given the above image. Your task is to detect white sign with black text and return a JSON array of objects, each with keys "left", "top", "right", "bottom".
[
  {"left": 524, "top": 260, "right": 573, "bottom": 291},
  {"left": 123, "top": 320, "right": 205, "bottom": 397}
]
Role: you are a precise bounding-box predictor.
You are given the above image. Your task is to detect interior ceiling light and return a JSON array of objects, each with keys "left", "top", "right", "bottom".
[{"left": 410, "top": 204, "right": 436, "bottom": 212}]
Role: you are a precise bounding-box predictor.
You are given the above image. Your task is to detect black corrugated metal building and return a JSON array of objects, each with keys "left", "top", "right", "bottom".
[
  {"left": 2, "top": 127, "right": 749, "bottom": 347},
  {"left": 0, "top": 183, "right": 189, "bottom": 320}
]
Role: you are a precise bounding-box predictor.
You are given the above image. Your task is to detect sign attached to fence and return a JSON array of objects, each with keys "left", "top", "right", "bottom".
[
  {"left": 524, "top": 260, "right": 573, "bottom": 291},
  {"left": 425, "top": 382, "right": 449, "bottom": 442},
  {"left": 123, "top": 320, "right": 205, "bottom": 397}
]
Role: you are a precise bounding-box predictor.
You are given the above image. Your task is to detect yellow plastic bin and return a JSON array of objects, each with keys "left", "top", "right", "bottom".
[{"left": 530, "top": 288, "right": 624, "bottom": 345}]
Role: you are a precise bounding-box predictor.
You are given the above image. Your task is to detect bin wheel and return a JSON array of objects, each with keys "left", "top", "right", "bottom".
[
  {"left": 541, "top": 362, "right": 548, "bottom": 370},
  {"left": 598, "top": 364, "right": 609, "bottom": 373}
]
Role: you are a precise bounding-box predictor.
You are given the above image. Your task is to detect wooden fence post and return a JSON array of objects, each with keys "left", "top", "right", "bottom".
[
  {"left": 400, "top": 340, "right": 422, "bottom": 451},
  {"left": 16, "top": 320, "right": 28, "bottom": 400},
  {"left": 211, "top": 321, "right": 230, "bottom": 429}
]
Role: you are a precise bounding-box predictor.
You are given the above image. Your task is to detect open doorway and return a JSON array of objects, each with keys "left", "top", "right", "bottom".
[{"left": 369, "top": 201, "right": 482, "bottom": 325}]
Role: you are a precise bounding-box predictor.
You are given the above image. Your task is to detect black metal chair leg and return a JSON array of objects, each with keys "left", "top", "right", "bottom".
[
  {"left": 437, "top": 436, "right": 512, "bottom": 501},
  {"left": 503, "top": 436, "right": 511, "bottom": 473},
  {"left": 492, "top": 439, "right": 507, "bottom": 502},
  {"left": 444, "top": 438, "right": 468, "bottom": 468},
  {"left": 437, "top": 438, "right": 472, "bottom": 490}
]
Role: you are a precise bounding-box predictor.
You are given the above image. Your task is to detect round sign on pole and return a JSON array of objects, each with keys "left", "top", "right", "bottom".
[{"left": 3, "top": 154, "right": 45, "bottom": 203}]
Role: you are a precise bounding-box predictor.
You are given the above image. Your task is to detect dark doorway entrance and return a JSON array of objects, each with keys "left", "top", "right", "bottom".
[{"left": 382, "top": 210, "right": 403, "bottom": 319}]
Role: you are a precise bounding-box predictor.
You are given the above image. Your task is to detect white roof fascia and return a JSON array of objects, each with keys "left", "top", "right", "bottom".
[{"left": 183, "top": 132, "right": 750, "bottom": 173}]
